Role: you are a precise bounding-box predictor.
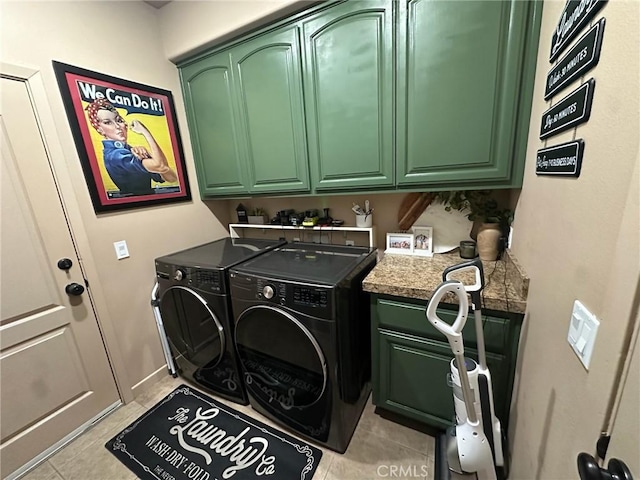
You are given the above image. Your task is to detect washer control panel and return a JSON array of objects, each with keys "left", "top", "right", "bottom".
[{"left": 155, "top": 262, "right": 223, "bottom": 293}]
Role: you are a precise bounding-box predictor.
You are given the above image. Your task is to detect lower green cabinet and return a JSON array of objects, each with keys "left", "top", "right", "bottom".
[
  {"left": 371, "top": 294, "right": 521, "bottom": 432},
  {"left": 376, "top": 329, "right": 459, "bottom": 430}
]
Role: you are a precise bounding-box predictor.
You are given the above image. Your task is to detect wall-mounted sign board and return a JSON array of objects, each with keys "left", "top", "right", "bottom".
[
  {"left": 545, "top": 18, "right": 605, "bottom": 99},
  {"left": 540, "top": 79, "right": 595, "bottom": 139},
  {"left": 536, "top": 140, "right": 585, "bottom": 177},
  {"left": 550, "top": 0, "right": 608, "bottom": 62}
]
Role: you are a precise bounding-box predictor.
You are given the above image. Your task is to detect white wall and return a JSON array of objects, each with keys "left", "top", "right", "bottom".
[
  {"left": 157, "top": 0, "right": 306, "bottom": 61},
  {"left": 4, "top": 1, "right": 638, "bottom": 475},
  {"left": 0, "top": 1, "right": 230, "bottom": 396},
  {"left": 509, "top": 1, "right": 640, "bottom": 477}
]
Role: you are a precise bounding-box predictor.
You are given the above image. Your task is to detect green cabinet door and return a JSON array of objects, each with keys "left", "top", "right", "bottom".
[
  {"left": 377, "top": 328, "right": 508, "bottom": 430},
  {"left": 378, "top": 329, "right": 458, "bottom": 430},
  {"left": 180, "top": 51, "right": 249, "bottom": 196},
  {"left": 396, "top": 0, "right": 532, "bottom": 186},
  {"left": 301, "top": 0, "right": 394, "bottom": 191},
  {"left": 231, "top": 26, "right": 310, "bottom": 194},
  {"left": 371, "top": 294, "right": 519, "bottom": 431}
]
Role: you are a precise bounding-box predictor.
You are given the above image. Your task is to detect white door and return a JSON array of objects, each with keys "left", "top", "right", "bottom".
[{"left": 0, "top": 76, "right": 120, "bottom": 478}]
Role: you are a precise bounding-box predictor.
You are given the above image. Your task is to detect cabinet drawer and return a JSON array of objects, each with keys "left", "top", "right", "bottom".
[{"left": 375, "top": 297, "right": 507, "bottom": 354}]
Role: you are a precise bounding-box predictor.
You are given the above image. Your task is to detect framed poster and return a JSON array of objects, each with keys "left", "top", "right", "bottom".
[
  {"left": 411, "top": 226, "right": 434, "bottom": 257},
  {"left": 53, "top": 61, "right": 191, "bottom": 213},
  {"left": 385, "top": 232, "right": 414, "bottom": 255}
]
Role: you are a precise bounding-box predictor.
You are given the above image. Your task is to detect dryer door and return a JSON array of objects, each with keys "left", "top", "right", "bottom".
[
  {"left": 159, "top": 286, "right": 226, "bottom": 377},
  {"left": 235, "top": 305, "right": 328, "bottom": 409}
]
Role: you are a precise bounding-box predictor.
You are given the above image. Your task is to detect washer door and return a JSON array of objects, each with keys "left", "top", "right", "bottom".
[
  {"left": 235, "top": 305, "right": 327, "bottom": 409},
  {"left": 160, "top": 286, "right": 225, "bottom": 370}
]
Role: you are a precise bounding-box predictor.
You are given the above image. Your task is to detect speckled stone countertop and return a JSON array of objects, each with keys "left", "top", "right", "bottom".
[{"left": 363, "top": 249, "right": 529, "bottom": 314}]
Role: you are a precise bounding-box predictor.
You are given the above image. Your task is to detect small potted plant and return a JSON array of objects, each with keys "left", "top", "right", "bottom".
[
  {"left": 436, "top": 190, "right": 513, "bottom": 260},
  {"left": 247, "top": 207, "right": 268, "bottom": 225}
]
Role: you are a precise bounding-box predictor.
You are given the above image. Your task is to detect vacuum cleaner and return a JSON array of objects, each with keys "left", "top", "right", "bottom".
[{"left": 426, "top": 258, "right": 508, "bottom": 480}]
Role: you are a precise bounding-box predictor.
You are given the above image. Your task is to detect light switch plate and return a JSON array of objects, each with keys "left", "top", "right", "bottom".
[
  {"left": 567, "top": 300, "right": 600, "bottom": 369},
  {"left": 114, "top": 240, "right": 130, "bottom": 260}
]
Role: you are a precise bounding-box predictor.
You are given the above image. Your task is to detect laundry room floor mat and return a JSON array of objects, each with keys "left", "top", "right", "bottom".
[{"left": 105, "top": 384, "right": 322, "bottom": 480}]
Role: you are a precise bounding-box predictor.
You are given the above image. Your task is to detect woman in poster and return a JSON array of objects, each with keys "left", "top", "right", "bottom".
[{"left": 86, "top": 98, "right": 177, "bottom": 196}]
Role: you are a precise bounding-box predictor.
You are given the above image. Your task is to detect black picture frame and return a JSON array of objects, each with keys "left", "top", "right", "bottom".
[{"left": 53, "top": 61, "right": 191, "bottom": 213}]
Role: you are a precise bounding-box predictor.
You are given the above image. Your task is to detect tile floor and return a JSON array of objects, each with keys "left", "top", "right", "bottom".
[{"left": 21, "top": 375, "right": 436, "bottom": 480}]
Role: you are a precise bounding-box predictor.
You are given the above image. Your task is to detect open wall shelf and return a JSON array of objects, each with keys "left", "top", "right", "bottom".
[{"left": 229, "top": 223, "right": 376, "bottom": 248}]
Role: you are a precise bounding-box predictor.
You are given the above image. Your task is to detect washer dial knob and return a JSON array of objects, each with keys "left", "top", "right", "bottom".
[
  {"left": 174, "top": 269, "right": 185, "bottom": 281},
  {"left": 262, "top": 285, "right": 275, "bottom": 299}
]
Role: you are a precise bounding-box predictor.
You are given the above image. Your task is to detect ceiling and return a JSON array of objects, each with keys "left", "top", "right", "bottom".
[{"left": 143, "top": 0, "right": 172, "bottom": 9}]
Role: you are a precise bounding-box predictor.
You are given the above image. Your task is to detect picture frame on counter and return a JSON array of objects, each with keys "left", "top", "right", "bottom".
[
  {"left": 385, "top": 232, "right": 414, "bottom": 255},
  {"left": 411, "top": 226, "right": 434, "bottom": 257}
]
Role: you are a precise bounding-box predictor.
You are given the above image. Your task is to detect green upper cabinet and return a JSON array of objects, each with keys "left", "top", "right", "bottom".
[
  {"left": 396, "top": 0, "right": 538, "bottom": 187},
  {"left": 231, "top": 26, "right": 310, "bottom": 194},
  {"left": 180, "top": 51, "right": 249, "bottom": 196},
  {"left": 301, "top": 0, "right": 394, "bottom": 191},
  {"left": 179, "top": 26, "right": 310, "bottom": 197},
  {"left": 178, "top": 0, "right": 541, "bottom": 197}
]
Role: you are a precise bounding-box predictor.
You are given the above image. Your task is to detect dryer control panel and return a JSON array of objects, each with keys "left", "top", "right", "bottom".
[
  {"left": 293, "top": 287, "right": 328, "bottom": 308},
  {"left": 255, "top": 278, "right": 287, "bottom": 305}
]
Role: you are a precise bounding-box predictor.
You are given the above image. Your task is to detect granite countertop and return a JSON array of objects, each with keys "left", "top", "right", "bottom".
[{"left": 363, "top": 249, "right": 529, "bottom": 314}]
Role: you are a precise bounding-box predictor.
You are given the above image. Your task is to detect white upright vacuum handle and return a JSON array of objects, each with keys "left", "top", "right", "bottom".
[
  {"left": 426, "top": 281, "right": 469, "bottom": 354},
  {"left": 443, "top": 258, "right": 484, "bottom": 303},
  {"left": 444, "top": 258, "right": 488, "bottom": 365}
]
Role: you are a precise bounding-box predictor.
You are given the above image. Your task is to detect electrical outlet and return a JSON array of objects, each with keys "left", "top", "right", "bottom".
[{"left": 346, "top": 240, "right": 355, "bottom": 246}]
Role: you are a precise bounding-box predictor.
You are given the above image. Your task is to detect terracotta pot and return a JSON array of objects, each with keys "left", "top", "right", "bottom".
[{"left": 476, "top": 223, "right": 502, "bottom": 261}]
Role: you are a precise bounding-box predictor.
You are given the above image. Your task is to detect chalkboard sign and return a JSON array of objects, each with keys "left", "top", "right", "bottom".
[
  {"left": 550, "top": 0, "right": 608, "bottom": 62},
  {"left": 545, "top": 18, "right": 605, "bottom": 99},
  {"left": 540, "top": 79, "right": 595, "bottom": 139},
  {"left": 536, "top": 140, "right": 585, "bottom": 177}
]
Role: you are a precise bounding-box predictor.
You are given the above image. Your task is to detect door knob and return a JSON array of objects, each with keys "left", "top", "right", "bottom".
[
  {"left": 57, "top": 258, "right": 73, "bottom": 270},
  {"left": 578, "top": 453, "right": 634, "bottom": 480},
  {"left": 65, "top": 283, "right": 85, "bottom": 296}
]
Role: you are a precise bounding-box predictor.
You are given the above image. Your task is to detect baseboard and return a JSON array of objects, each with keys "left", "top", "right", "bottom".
[
  {"left": 6, "top": 401, "right": 121, "bottom": 480},
  {"left": 130, "top": 365, "right": 171, "bottom": 400},
  {"left": 374, "top": 406, "right": 444, "bottom": 437}
]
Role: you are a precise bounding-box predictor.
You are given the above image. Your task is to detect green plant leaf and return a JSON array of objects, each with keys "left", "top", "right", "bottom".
[{"left": 434, "top": 190, "right": 513, "bottom": 226}]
